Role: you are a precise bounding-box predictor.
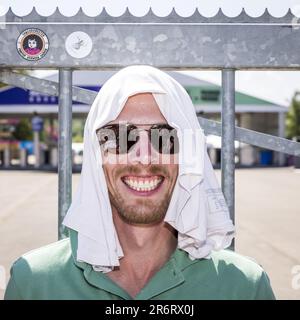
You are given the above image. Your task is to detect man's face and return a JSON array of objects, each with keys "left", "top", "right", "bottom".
[{"left": 100, "top": 93, "right": 178, "bottom": 225}]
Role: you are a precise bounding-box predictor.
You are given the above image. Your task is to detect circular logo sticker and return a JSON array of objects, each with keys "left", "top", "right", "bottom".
[
  {"left": 65, "top": 31, "right": 93, "bottom": 59},
  {"left": 17, "top": 28, "right": 49, "bottom": 61}
]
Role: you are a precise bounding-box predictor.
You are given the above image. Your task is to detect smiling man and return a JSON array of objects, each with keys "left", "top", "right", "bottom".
[
  {"left": 97, "top": 93, "right": 179, "bottom": 297},
  {"left": 5, "top": 66, "right": 275, "bottom": 300}
]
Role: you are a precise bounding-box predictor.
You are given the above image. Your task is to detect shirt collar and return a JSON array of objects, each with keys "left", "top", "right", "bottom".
[{"left": 68, "top": 227, "right": 203, "bottom": 300}]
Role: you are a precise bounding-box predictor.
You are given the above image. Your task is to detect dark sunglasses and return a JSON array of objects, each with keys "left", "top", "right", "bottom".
[{"left": 96, "top": 123, "right": 179, "bottom": 155}]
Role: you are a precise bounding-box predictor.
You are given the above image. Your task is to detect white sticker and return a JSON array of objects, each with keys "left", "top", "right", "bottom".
[{"left": 65, "top": 31, "right": 93, "bottom": 59}]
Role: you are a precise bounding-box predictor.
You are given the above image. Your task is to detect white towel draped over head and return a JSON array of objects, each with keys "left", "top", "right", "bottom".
[{"left": 63, "top": 65, "right": 235, "bottom": 272}]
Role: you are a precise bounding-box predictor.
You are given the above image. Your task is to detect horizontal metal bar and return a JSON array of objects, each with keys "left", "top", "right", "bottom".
[
  {"left": 198, "top": 117, "right": 300, "bottom": 157},
  {"left": 1, "top": 71, "right": 300, "bottom": 156},
  {"left": 2, "top": 21, "right": 300, "bottom": 69},
  {"left": 0, "top": 71, "right": 97, "bottom": 104}
]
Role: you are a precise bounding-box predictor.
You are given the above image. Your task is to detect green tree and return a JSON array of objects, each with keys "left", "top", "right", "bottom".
[
  {"left": 12, "top": 119, "right": 33, "bottom": 141},
  {"left": 286, "top": 92, "right": 300, "bottom": 141}
]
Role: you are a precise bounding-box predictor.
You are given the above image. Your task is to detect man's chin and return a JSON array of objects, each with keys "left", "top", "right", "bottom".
[{"left": 116, "top": 207, "right": 166, "bottom": 225}]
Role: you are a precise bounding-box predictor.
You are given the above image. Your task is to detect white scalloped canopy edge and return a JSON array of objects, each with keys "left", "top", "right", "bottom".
[{"left": 1, "top": 1, "right": 300, "bottom": 18}]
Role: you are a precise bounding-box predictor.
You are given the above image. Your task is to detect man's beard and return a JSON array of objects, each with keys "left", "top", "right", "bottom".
[
  {"left": 108, "top": 165, "right": 175, "bottom": 225},
  {"left": 109, "top": 191, "right": 172, "bottom": 224}
]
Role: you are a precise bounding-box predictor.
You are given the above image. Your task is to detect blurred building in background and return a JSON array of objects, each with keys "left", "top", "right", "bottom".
[{"left": 0, "top": 71, "right": 287, "bottom": 169}]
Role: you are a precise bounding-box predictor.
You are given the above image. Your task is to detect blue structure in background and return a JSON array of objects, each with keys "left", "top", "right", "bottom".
[
  {"left": 260, "top": 150, "right": 273, "bottom": 165},
  {"left": 19, "top": 140, "right": 34, "bottom": 155},
  {"left": 0, "top": 85, "right": 101, "bottom": 111},
  {"left": 31, "top": 116, "right": 44, "bottom": 132}
]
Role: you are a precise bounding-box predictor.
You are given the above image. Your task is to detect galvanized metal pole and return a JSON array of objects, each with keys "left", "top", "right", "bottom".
[
  {"left": 58, "top": 69, "right": 73, "bottom": 240},
  {"left": 221, "top": 69, "right": 235, "bottom": 249},
  {"left": 278, "top": 112, "right": 286, "bottom": 166},
  {"left": 33, "top": 131, "right": 40, "bottom": 168}
]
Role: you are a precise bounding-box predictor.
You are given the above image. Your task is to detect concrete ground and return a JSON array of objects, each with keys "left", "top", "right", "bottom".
[{"left": 0, "top": 168, "right": 299, "bottom": 300}]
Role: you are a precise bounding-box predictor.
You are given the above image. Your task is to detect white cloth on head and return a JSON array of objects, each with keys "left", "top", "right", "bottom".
[{"left": 63, "top": 65, "right": 235, "bottom": 272}]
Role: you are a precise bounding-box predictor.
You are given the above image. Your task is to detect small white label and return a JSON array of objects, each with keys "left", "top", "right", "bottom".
[
  {"left": 206, "top": 188, "right": 228, "bottom": 214},
  {"left": 65, "top": 31, "right": 93, "bottom": 59}
]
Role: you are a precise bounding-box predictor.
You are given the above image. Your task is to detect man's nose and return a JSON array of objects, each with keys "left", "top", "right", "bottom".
[{"left": 131, "top": 131, "right": 156, "bottom": 165}]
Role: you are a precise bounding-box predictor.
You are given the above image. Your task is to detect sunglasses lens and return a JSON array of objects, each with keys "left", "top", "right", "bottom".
[
  {"left": 151, "top": 125, "right": 179, "bottom": 155},
  {"left": 97, "top": 125, "right": 138, "bottom": 154},
  {"left": 97, "top": 127, "right": 118, "bottom": 154}
]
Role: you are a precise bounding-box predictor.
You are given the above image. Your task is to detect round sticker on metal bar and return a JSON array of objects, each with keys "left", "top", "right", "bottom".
[
  {"left": 65, "top": 31, "right": 93, "bottom": 59},
  {"left": 17, "top": 28, "right": 49, "bottom": 61}
]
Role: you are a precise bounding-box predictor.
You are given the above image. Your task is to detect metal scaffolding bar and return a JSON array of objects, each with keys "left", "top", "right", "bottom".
[
  {"left": 221, "top": 69, "right": 235, "bottom": 248},
  {"left": 197, "top": 117, "right": 300, "bottom": 157},
  {"left": 58, "top": 69, "right": 73, "bottom": 239},
  {"left": 3, "top": 10, "right": 300, "bottom": 69},
  {"left": 0, "top": 70, "right": 96, "bottom": 104},
  {"left": 278, "top": 112, "right": 286, "bottom": 166}
]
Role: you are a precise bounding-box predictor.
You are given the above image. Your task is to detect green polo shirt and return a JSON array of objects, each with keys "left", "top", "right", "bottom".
[{"left": 4, "top": 229, "right": 275, "bottom": 300}]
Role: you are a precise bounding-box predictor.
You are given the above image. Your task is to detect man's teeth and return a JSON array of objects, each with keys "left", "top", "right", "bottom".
[{"left": 123, "top": 177, "right": 162, "bottom": 192}]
